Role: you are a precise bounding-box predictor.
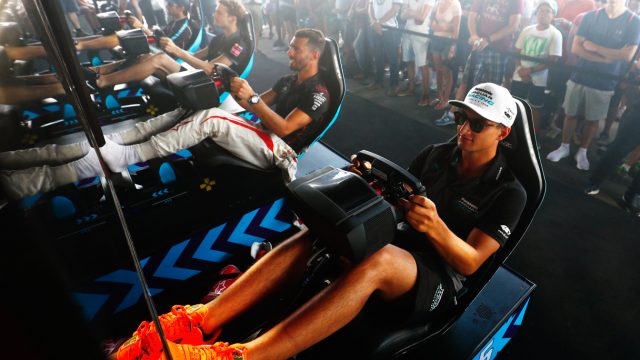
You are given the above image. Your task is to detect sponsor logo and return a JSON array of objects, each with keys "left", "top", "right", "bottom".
[
  {"left": 468, "top": 92, "right": 495, "bottom": 106},
  {"left": 456, "top": 197, "right": 479, "bottom": 215},
  {"left": 498, "top": 225, "right": 511, "bottom": 238},
  {"left": 231, "top": 43, "right": 243, "bottom": 57},
  {"left": 311, "top": 92, "right": 326, "bottom": 111},
  {"left": 429, "top": 283, "right": 444, "bottom": 311}
]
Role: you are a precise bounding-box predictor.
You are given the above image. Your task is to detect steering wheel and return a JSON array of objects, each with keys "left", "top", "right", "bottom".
[
  {"left": 352, "top": 150, "right": 426, "bottom": 205},
  {"left": 210, "top": 63, "right": 239, "bottom": 94}
]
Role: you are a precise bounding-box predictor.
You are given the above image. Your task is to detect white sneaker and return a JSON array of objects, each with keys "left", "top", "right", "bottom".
[
  {"left": 546, "top": 145, "right": 570, "bottom": 162},
  {"left": 575, "top": 151, "right": 590, "bottom": 171}
]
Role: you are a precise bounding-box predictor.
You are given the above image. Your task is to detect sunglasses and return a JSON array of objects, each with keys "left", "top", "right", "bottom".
[{"left": 453, "top": 111, "right": 501, "bottom": 133}]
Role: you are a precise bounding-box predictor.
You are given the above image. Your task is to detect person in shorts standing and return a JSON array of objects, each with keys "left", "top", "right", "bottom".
[
  {"left": 546, "top": 0, "right": 640, "bottom": 171},
  {"left": 510, "top": 0, "right": 562, "bottom": 132}
]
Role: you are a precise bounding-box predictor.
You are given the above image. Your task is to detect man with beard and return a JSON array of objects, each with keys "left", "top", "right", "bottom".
[{"left": 0, "top": 28, "right": 330, "bottom": 199}]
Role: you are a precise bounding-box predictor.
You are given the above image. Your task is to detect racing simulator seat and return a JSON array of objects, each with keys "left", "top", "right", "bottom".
[
  {"left": 294, "top": 97, "right": 545, "bottom": 359},
  {"left": 16, "top": 36, "right": 345, "bottom": 336},
  {"left": 139, "top": 11, "right": 256, "bottom": 114},
  {"left": 186, "top": 35, "right": 344, "bottom": 172}
]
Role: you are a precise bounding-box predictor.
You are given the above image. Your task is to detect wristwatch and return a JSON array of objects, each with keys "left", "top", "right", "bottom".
[{"left": 248, "top": 94, "right": 260, "bottom": 105}]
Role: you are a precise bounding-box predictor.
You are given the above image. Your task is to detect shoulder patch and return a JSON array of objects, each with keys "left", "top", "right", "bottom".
[
  {"left": 230, "top": 43, "right": 244, "bottom": 57},
  {"left": 311, "top": 92, "right": 327, "bottom": 111}
]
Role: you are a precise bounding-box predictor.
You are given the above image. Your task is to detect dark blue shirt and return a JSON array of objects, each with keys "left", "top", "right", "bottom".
[{"left": 570, "top": 9, "right": 640, "bottom": 91}]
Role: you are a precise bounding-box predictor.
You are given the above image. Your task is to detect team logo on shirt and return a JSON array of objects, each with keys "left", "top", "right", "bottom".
[
  {"left": 311, "top": 92, "right": 326, "bottom": 111},
  {"left": 498, "top": 225, "right": 511, "bottom": 239},
  {"left": 231, "top": 43, "right": 244, "bottom": 57},
  {"left": 429, "top": 283, "right": 444, "bottom": 312},
  {"left": 456, "top": 197, "right": 479, "bottom": 216}
]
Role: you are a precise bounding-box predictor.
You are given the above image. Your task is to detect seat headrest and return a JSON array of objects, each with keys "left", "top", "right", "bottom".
[{"left": 240, "top": 13, "right": 255, "bottom": 43}]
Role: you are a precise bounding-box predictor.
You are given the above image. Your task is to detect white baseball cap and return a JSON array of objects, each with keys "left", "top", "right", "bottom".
[{"left": 449, "top": 83, "right": 518, "bottom": 128}]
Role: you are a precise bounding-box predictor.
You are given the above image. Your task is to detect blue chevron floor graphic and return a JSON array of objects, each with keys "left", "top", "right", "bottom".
[{"left": 74, "top": 198, "right": 293, "bottom": 321}]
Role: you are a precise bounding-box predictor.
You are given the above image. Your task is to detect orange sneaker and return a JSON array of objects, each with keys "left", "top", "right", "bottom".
[
  {"left": 117, "top": 304, "right": 212, "bottom": 360},
  {"left": 161, "top": 341, "right": 247, "bottom": 360}
]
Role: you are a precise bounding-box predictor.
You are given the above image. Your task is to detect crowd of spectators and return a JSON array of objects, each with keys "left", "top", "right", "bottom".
[{"left": 245, "top": 0, "right": 640, "bottom": 215}]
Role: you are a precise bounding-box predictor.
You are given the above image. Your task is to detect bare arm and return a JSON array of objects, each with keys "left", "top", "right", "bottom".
[
  {"left": 414, "top": 3, "right": 433, "bottom": 23},
  {"left": 572, "top": 34, "right": 611, "bottom": 63},
  {"left": 400, "top": 195, "right": 500, "bottom": 276},
  {"left": 160, "top": 37, "right": 220, "bottom": 74},
  {"left": 485, "top": 13, "right": 521, "bottom": 43},
  {"left": 467, "top": 11, "right": 480, "bottom": 42},
  {"left": 583, "top": 41, "right": 639, "bottom": 62},
  {"left": 377, "top": 3, "right": 401, "bottom": 24},
  {"left": 230, "top": 78, "right": 313, "bottom": 137}
]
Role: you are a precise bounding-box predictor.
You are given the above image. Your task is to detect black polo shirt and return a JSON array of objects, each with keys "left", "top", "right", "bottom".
[
  {"left": 406, "top": 142, "right": 527, "bottom": 248},
  {"left": 207, "top": 31, "right": 251, "bottom": 74},
  {"left": 163, "top": 17, "right": 197, "bottom": 50},
  {"left": 271, "top": 73, "right": 330, "bottom": 153}
]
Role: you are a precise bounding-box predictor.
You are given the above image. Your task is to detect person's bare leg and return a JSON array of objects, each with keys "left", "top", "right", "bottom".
[
  {"left": 244, "top": 244, "right": 418, "bottom": 360},
  {"left": 130, "top": 0, "right": 146, "bottom": 23},
  {"left": 454, "top": 80, "right": 467, "bottom": 101},
  {"left": 442, "top": 65, "right": 453, "bottom": 102},
  {"left": 16, "top": 73, "right": 61, "bottom": 84},
  {"left": 580, "top": 120, "right": 599, "bottom": 149},
  {"left": 96, "top": 53, "right": 180, "bottom": 88},
  {"left": 5, "top": 45, "right": 47, "bottom": 61},
  {"left": 432, "top": 55, "right": 443, "bottom": 100},
  {"left": 75, "top": 34, "right": 120, "bottom": 51},
  {"left": 561, "top": 115, "right": 578, "bottom": 144},
  {"left": 80, "top": 5, "right": 101, "bottom": 31},
  {"left": 404, "top": 61, "right": 415, "bottom": 93},
  {"left": 0, "top": 83, "right": 66, "bottom": 104},
  {"left": 419, "top": 65, "right": 430, "bottom": 103},
  {"left": 199, "top": 229, "right": 314, "bottom": 336},
  {"left": 67, "top": 11, "right": 82, "bottom": 31}
]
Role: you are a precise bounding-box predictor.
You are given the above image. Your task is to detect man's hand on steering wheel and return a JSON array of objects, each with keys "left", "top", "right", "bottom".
[
  {"left": 348, "top": 154, "right": 371, "bottom": 176},
  {"left": 230, "top": 77, "right": 255, "bottom": 106},
  {"left": 398, "top": 195, "right": 443, "bottom": 235},
  {"left": 126, "top": 15, "right": 144, "bottom": 29},
  {"left": 159, "top": 37, "right": 180, "bottom": 57}
]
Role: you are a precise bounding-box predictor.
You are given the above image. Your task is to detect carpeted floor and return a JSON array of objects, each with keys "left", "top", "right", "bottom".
[{"left": 249, "top": 49, "right": 640, "bottom": 359}]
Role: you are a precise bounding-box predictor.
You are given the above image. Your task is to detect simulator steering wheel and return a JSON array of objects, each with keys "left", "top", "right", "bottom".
[
  {"left": 152, "top": 26, "right": 167, "bottom": 45},
  {"left": 287, "top": 150, "right": 425, "bottom": 263},
  {"left": 352, "top": 150, "right": 426, "bottom": 205},
  {"left": 210, "top": 63, "right": 239, "bottom": 94},
  {"left": 166, "top": 64, "right": 239, "bottom": 110}
]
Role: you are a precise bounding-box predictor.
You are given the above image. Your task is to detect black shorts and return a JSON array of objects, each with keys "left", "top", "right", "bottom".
[
  {"left": 510, "top": 80, "right": 546, "bottom": 108},
  {"left": 408, "top": 250, "right": 456, "bottom": 323}
]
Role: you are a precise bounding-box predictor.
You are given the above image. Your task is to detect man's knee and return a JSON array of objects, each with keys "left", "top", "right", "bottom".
[
  {"left": 149, "top": 53, "right": 179, "bottom": 74},
  {"left": 359, "top": 245, "right": 414, "bottom": 277}
]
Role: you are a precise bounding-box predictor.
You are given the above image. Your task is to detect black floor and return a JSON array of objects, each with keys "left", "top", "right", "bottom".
[{"left": 248, "top": 46, "right": 640, "bottom": 359}]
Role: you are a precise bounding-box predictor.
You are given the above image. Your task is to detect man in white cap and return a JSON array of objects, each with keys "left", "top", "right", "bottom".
[{"left": 98, "top": 82, "right": 527, "bottom": 360}]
